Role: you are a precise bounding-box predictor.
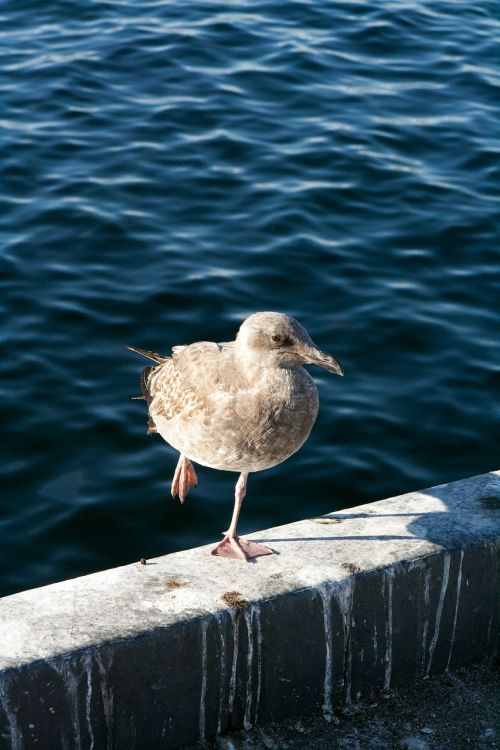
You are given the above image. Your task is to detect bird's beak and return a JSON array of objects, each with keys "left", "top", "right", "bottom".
[{"left": 298, "top": 343, "right": 344, "bottom": 376}]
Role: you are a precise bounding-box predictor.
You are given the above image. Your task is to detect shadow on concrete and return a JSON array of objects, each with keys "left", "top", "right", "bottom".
[
  {"left": 324, "top": 512, "right": 426, "bottom": 519},
  {"left": 255, "top": 535, "right": 415, "bottom": 542},
  {"left": 406, "top": 472, "right": 500, "bottom": 548},
  {"left": 255, "top": 471, "right": 500, "bottom": 550}
]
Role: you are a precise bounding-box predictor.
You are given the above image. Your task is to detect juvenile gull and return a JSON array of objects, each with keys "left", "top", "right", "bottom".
[{"left": 129, "top": 312, "right": 343, "bottom": 561}]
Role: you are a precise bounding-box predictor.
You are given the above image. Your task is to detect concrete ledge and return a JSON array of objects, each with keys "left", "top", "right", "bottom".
[{"left": 1, "top": 470, "right": 499, "bottom": 749}]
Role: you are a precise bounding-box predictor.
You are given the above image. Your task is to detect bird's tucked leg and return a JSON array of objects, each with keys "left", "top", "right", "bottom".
[
  {"left": 211, "top": 472, "right": 273, "bottom": 561},
  {"left": 171, "top": 454, "right": 197, "bottom": 504}
]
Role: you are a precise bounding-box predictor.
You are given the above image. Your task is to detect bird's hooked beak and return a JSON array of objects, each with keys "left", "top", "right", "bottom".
[{"left": 297, "top": 342, "right": 344, "bottom": 376}]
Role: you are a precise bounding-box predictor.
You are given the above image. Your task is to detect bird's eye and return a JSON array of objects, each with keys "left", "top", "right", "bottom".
[{"left": 271, "top": 333, "right": 283, "bottom": 344}]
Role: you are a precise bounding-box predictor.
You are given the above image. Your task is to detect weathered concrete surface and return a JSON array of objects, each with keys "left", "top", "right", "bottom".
[{"left": 0, "top": 470, "right": 499, "bottom": 749}]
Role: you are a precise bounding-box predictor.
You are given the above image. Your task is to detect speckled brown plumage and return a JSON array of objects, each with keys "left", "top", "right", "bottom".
[{"left": 128, "top": 312, "right": 344, "bottom": 560}]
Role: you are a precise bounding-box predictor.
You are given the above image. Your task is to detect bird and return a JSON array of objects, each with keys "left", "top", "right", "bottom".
[{"left": 128, "top": 312, "right": 343, "bottom": 561}]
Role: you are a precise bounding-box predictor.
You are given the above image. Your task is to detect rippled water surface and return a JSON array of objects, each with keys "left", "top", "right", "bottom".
[{"left": 1, "top": 0, "right": 499, "bottom": 596}]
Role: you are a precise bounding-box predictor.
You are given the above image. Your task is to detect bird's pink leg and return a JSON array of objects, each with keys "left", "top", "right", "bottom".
[
  {"left": 211, "top": 472, "right": 273, "bottom": 561},
  {"left": 171, "top": 454, "right": 198, "bottom": 504}
]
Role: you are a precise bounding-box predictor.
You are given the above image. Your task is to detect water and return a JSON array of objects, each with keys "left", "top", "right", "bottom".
[{"left": 1, "top": 0, "right": 499, "bottom": 598}]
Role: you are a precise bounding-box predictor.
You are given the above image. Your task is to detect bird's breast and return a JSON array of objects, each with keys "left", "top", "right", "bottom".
[{"left": 154, "top": 366, "right": 319, "bottom": 473}]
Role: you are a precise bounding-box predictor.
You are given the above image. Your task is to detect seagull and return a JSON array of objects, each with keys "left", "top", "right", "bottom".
[{"left": 128, "top": 312, "right": 343, "bottom": 561}]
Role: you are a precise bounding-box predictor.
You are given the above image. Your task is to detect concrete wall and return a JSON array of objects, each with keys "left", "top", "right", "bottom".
[{"left": 0, "top": 470, "right": 499, "bottom": 750}]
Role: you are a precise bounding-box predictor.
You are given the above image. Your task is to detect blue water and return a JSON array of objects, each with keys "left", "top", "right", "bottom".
[{"left": 1, "top": 0, "right": 499, "bottom": 597}]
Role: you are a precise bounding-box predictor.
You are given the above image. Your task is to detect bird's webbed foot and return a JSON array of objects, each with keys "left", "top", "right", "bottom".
[
  {"left": 171, "top": 455, "right": 198, "bottom": 503},
  {"left": 211, "top": 535, "right": 273, "bottom": 561}
]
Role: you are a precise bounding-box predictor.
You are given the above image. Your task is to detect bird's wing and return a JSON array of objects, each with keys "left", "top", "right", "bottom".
[
  {"left": 143, "top": 340, "right": 238, "bottom": 425},
  {"left": 172, "top": 341, "right": 239, "bottom": 395}
]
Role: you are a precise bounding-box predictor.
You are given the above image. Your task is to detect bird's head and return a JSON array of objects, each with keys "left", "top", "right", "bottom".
[{"left": 236, "top": 312, "right": 344, "bottom": 375}]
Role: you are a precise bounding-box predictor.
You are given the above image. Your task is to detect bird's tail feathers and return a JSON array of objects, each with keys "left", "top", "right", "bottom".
[
  {"left": 127, "top": 345, "right": 166, "bottom": 364},
  {"left": 127, "top": 347, "right": 158, "bottom": 435}
]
